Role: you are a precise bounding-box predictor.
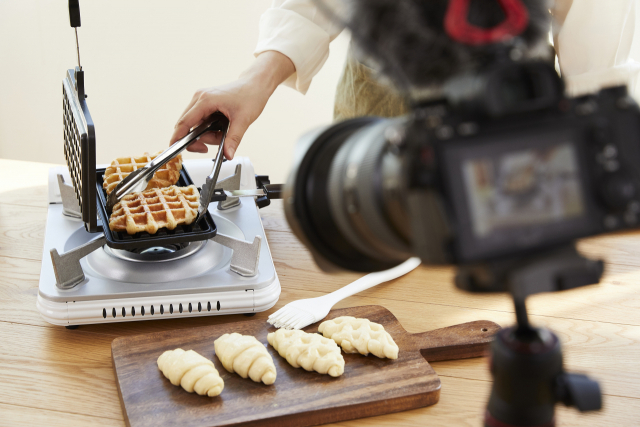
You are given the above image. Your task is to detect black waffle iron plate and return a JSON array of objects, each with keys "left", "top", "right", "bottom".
[{"left": 95, "top": 167, "right": 217, "bottom": 250}]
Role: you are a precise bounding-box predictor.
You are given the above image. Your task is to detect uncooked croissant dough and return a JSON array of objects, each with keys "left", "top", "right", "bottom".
[
  {"left": 157, "top": 348, "right": 224, "bottom": 397},
  {"left": 214, "top": 333, "right": 277, "bottom": 385},
  {"left": 318, "top": 316, "right": 399, "bottom": 359},
  {"left": 267, "top": 329, "right": 344, "bottom": 377}
]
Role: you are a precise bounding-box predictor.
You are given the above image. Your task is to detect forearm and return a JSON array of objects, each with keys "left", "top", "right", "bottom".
[
  {"left": 240, "top": 50, "right": 296, "bottom": 96},
  {"left": 170, "top": 51, "right": 296, "bottom": 158}
]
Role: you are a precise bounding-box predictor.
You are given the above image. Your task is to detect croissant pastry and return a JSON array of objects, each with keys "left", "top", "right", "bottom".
[
  {"left": 318, "top": 316, "right": 399, "bottom": 359},
  {"left": 157, "top": 348, "right": 224, "bottom": 397},
  {"left": 267, "top": 329, "right": 344, "bottom": 377},
  {"left": 214, "top": 333, "right": 277, "bottom": 385}
]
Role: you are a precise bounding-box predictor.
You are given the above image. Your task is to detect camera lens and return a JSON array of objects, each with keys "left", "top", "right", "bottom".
[{"left": 284, "top": 117, "right": 413, "bottom": 272}]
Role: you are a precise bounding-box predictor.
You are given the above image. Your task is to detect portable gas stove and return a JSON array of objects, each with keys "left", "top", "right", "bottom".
[
  {"left": 37, "top": 158, "right": 281, "bottom": 327},
  {"left": 37, "top": 4, "right": 280, "bottom": 327}
]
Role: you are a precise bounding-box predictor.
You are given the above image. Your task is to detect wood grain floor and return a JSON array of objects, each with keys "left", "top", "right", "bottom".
[{"left": 1, "top": 159, "right": 639, "bottom": 426}]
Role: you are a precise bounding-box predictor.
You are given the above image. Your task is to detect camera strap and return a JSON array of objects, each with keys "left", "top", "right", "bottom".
[{"left": 444, "top": 0, "right": 529, "bottom": 45}]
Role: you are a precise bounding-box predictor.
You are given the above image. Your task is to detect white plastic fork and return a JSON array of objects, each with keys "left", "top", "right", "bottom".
[{"left": 267, "top": 257, "right": 421, "bottom": 329}]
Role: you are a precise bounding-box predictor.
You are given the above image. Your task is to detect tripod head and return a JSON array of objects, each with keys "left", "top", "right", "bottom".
[{"left": 456, "top": 245, "right": 603, "bottom": 426}]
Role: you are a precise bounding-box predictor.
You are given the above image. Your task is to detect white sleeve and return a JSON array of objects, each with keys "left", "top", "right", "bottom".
[
  {"left": 555, "top": 0, "right": 640, "bottom": 99},
  {"left": 254, "top": 0, "right": 345, "bottom": 94}
]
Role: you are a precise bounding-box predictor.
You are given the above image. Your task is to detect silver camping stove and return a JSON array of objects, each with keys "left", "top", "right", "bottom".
[
  {"left": 38, "top": 8, "right": 280, "bottom": 328},
  {"left": 37, "top": 158, "right": 281, "bottom": 327}
]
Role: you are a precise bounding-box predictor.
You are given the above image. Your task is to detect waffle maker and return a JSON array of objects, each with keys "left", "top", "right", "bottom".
[{"left": 36, "top": 1, "right": 281, "bottom": 328}]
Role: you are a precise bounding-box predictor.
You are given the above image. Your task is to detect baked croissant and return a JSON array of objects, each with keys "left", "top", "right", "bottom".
[
  {"left": 267, "top": 329, "right": 344, "bottom": 377},
  {"left": 214, "top": 333, "right": 277, "bottom": 385},
  {"left": 157, "top": 348, "right": 224, "bottom": 397},
  {"left": 318, "top": 316, "right": 399, "bottom": 359}
]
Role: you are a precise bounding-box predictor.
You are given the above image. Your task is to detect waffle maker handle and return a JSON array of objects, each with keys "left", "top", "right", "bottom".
[{"left": 69, "top": 0, "right": 81, "bottom": 27}]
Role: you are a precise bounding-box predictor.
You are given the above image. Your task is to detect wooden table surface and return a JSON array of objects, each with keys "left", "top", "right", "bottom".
[{"left": 1, "top": 158, "right": 639, "bottom": 426}]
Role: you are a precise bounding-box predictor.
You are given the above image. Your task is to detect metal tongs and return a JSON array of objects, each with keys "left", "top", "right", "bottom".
[
  {"left": 106, "top": 112, "right": 230, "bottom": 211},
  {"left": 196, "top": 118, "right": 229, "bottom": 223},
  {"left": 219, "top": 187, "right": 284, "bottom": 198}
]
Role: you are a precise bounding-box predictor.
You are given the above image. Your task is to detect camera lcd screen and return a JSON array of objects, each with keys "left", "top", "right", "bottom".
[
  {"left": 462, "top": 143, "right": 585, "bottom": 238},
  {"left": 443, "top": 126, "right": 598, "bottom": 262}
]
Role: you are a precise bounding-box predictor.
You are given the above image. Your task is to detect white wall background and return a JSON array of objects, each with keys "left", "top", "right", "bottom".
[{"left": 0, "top": 0, "right": 350, "bottom": 183}]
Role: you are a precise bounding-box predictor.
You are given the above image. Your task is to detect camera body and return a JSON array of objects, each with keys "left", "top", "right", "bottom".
[
  {"left": 413, "top": 69, "right": 640, "bottom": 265},
  {"left": 284, "top": 59, "right": 640, "bottom": 272}
]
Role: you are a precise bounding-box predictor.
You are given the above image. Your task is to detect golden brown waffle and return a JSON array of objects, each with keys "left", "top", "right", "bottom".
[
  {"left": 109, "top": 185, "right": 199, "bottom": 235},
  {"left": 103, "top": 151, "right": 183, "bottom": 195}
]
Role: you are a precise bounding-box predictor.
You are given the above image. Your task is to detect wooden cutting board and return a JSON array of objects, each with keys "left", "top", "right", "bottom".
[{"left": 112, "top": 305, "right": 500, "bottom": 427}]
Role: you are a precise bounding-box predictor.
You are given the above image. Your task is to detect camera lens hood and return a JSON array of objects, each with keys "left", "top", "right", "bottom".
[
  {"left": 284, "top": 117, "right": 402, "bottom": 272},
  {"left": 327, "top": 119, "right": 413, "bottom": 262}
]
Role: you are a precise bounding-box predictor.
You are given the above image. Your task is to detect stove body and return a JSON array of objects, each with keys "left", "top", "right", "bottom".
[{"left": 37, "top": 158, "right": 281, "bottom": 326}]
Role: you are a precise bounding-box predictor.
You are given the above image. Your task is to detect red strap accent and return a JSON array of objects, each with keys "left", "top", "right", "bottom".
[{"left": 445, "top": 0, "right": 529, "bottom": 45}]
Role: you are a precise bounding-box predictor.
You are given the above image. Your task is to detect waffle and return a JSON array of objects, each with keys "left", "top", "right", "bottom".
[
  {"left": 103, "top": 151, "right": 183, "bottom": 194},
  {"left": 109, "top": 185, "right": 199, "bottom": 235}
]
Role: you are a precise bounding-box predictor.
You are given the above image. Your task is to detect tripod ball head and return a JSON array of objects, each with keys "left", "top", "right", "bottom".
[{"left": 486, "top": 327, "right": 601, "bottom": 427}]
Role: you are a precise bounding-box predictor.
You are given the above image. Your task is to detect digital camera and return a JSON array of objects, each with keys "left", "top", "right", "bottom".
[{"left": 284, "top": 58, "right": 640, "bottom": 272}]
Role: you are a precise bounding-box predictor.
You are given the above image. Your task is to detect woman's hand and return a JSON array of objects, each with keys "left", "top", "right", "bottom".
[{"left": 170, "top": 51, "right": 295, "bottom": 159}]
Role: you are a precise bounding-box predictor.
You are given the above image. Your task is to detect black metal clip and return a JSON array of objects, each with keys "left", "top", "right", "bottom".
[
  {"left": 210, "top": 188, "right": 227, "bottom": 202},
  {"left": 254, "top": 175, "right": 285, "bottom": 209}
]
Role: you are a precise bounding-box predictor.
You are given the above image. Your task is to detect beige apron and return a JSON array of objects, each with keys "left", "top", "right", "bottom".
[{"left": 333, "top": 47, "right": 409, "bottom": 121}]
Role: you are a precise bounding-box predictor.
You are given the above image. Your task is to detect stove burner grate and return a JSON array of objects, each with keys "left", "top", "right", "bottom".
[{"left": 104, "top": 240, "right": 206, "bottom": 263}]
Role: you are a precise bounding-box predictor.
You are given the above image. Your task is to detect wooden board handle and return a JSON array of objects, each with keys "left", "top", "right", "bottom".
[{"left": 412, "top": 320, "right": 501, "bottom": 362}]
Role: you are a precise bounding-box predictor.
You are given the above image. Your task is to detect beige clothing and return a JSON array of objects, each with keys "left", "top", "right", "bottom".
[
  {"left": 254, "top": 0, "right": 344, "bottom": 94},
  {"left": 333, "top": 48, "right": 409, "bottom": 121}
]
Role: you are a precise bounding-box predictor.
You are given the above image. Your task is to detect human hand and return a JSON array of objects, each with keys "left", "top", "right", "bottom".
[
  {"left": 169, "top": 78, "right": 270, "bottom": 159},
  {"left": 169, "top": 51, "right": 295, "bottom": 159}
]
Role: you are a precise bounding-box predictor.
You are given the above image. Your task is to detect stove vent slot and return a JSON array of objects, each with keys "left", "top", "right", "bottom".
[
  {"left": 156, "top": 300, "right": 219, "bottom": 314},
  {"left": 101, "top": 300, "right": 226, "bottom": 320},
  {"left": 104, "top": 307, "right": 129, "bottom": 319}
]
